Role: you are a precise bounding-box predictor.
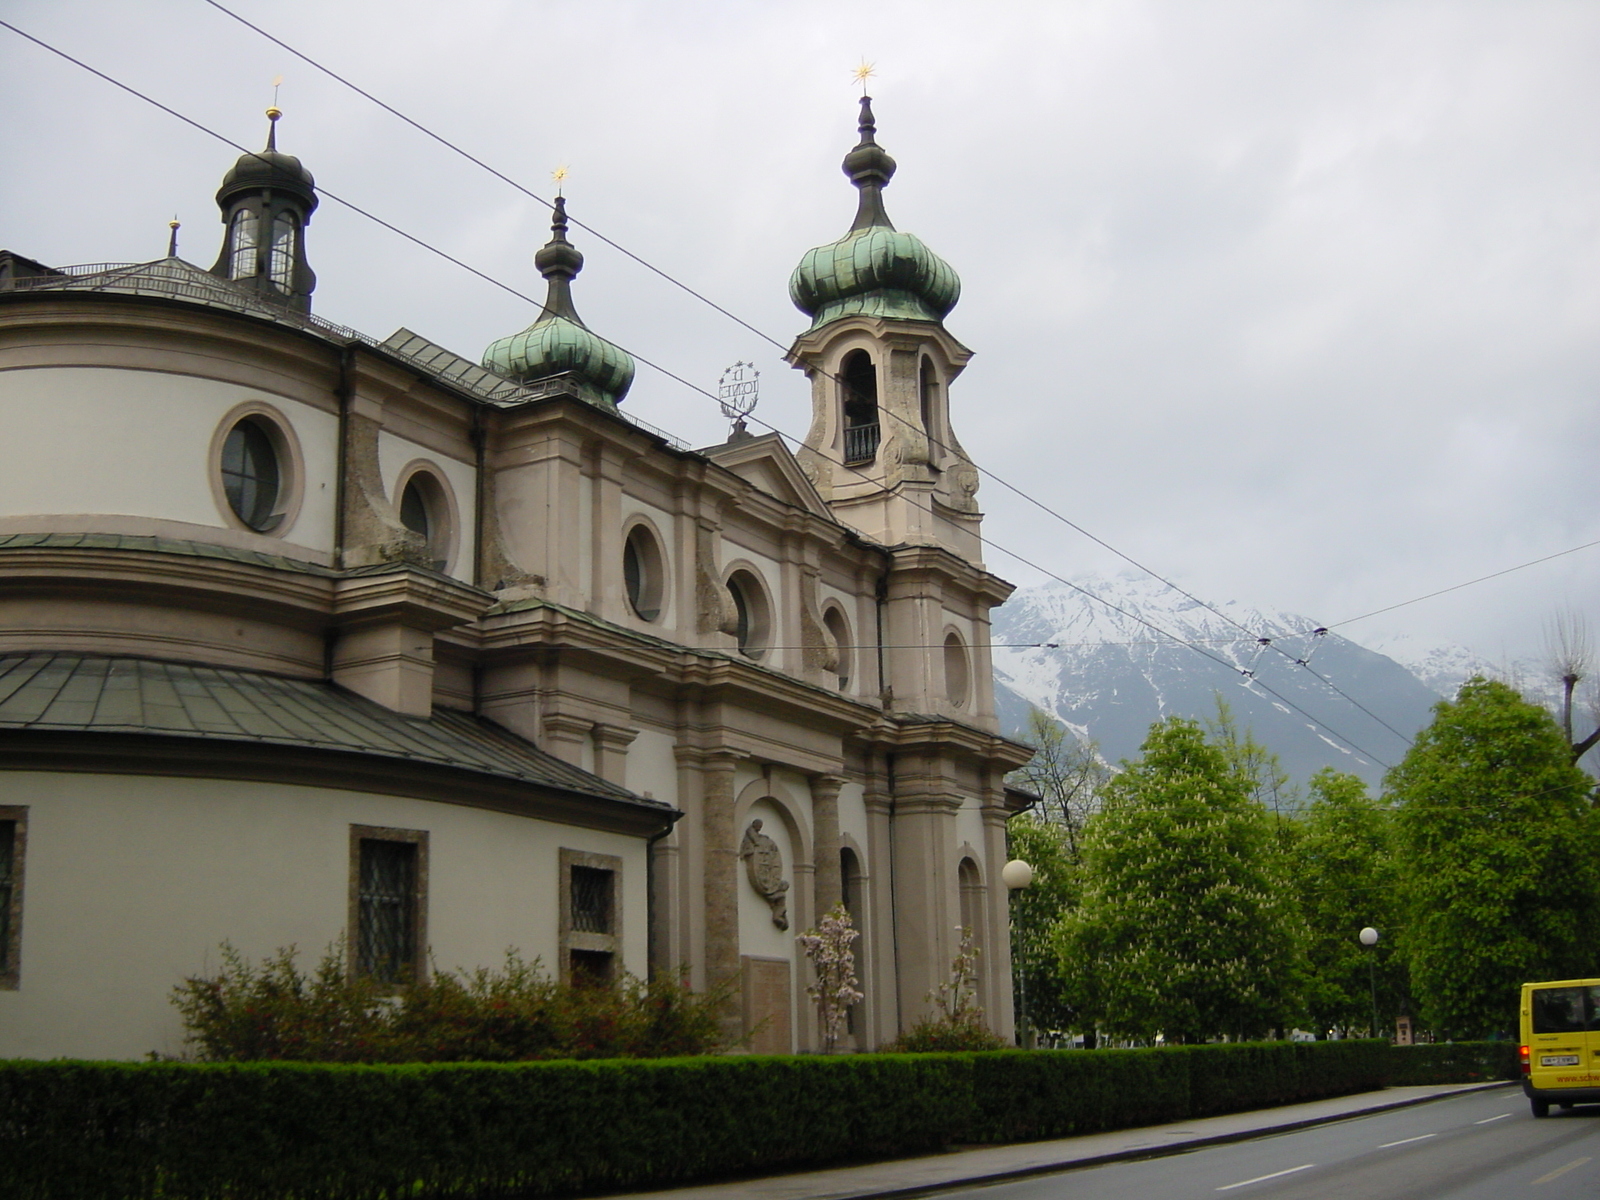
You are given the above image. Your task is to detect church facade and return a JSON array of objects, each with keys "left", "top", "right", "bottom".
[{"left": 0, "top": 98, "right": 1031, "bottom": 1059}]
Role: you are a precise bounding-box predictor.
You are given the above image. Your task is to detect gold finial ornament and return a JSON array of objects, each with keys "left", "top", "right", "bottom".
[
  {"left": 266, "top": 106, "right": 282, "bottom": 121},
  {"left": 853, "top": 60, "right": 876, "bottom": 93},
  {"left": 552, "top": 164, "right": 569, "bottom": 198}
]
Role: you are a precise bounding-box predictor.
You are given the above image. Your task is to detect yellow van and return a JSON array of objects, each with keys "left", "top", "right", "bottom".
[{"left": 1520, "top": 979, "right": 1600, "bottom": 1117}]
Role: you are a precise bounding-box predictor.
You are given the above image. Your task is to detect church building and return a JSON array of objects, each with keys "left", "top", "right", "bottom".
[{"left": 0, "top": 97, "right": 1031, "bottom": 1058}]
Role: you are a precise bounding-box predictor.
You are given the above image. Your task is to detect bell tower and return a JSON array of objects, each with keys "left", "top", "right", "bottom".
[
  {"left": 210, "top": 108, "right": 319, "bottom": 313},
  {"left": 787, "top": 96, "right": 983, "bottom": 562}
]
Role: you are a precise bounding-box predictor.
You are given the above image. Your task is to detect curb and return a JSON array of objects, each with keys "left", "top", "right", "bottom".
[{"left": 806, "top": 1081, "right": 1517, "bottom": 1200}]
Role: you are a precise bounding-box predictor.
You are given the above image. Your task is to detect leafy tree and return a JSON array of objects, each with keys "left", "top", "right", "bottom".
[
  {"left": 1208, "top": 695, "right": 1299, "bottom": 817},
  {"left": 1290, "top": 769, "right": 1403, "bottom": 1036},
  {"left": 1055, "top": 717, "right": 1302, "bottom": 1044},
  {"left": 1388, "top": 677, "right": 1600, "bottom": 1039},
  {"left": 1012, "top": 706, "right": 1107, "bottom": 858},
  {"left": 1006, "top": 816, "right": 1079, "bottom": 1040}
]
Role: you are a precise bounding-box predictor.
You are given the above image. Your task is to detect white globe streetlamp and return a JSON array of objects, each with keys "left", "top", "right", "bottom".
[
  {"left": 1358, "top": 927, "right": 1380, "bottom": 1038},
  {"left": 1004, "top": 859, "right": 1034, "bottom": 1047}
]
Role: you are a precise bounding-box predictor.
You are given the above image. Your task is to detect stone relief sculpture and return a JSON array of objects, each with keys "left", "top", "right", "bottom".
[{"left": 740, "top": 818, "right": 790, "bottom": 930}]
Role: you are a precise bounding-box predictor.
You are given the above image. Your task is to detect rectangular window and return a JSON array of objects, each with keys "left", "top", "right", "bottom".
[
  {"left": 349, "top": 826, "right": 427, "bottom": 987},
  {"left": 571, "top": 866, "right": 614, "bottom": 934},
  {"left": 559, "top": 849, "right": 621, "bottom": 985},
  {"left": 0, "top": 807, "right": 25, "bottom": 990}
]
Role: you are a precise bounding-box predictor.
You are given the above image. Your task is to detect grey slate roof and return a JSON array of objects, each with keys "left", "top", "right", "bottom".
[
  {"left": 1, "top": 259, "right": 688, "bottom": 447},
  {"left": 0, "top": 653, "right": 657, "bottom": 810}
]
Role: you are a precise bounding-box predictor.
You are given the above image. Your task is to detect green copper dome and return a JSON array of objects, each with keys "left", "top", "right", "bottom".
[
  {"left": 483, "top": 198, "right": 635, "bottom": 409},
  {"left": 789, "top": 97, "right": 960, "bottom": 331}
]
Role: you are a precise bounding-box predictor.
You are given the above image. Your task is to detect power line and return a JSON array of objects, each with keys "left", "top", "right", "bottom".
[
  {"left": 185, "top": 1, "right": 1446, "bottom": 754},
  {"left": 197, "top": 0, "right": 1279, "bottom": 646},
  {"left": 1330, "top": 538, "right": 1600, "bottom": 630},
  {"left": 0, "top": 17, "right": 1403, "bottom": 769}
]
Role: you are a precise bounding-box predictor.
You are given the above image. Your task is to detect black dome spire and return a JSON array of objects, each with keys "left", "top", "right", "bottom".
[{"left": 209, "top": 108, "right": 319, "bottom": 313}]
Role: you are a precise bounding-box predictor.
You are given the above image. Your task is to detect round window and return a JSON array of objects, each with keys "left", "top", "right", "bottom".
[{"left": 220, "top": 418, "right": 281, "bottom": 531}]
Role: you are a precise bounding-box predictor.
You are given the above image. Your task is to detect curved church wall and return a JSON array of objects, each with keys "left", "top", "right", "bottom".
[
  {"left": 0, "top": 771, "right": 646, "bottom": 1060},
  {"left": 0, "top": 366, "right": 338, "bottom": 558}
]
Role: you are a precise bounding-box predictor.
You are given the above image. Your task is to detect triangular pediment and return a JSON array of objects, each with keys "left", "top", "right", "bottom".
[{"left": 699, "top": 432, "right": 830, "bottom": 519}]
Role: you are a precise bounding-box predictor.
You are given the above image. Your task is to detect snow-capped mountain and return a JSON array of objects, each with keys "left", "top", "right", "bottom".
[
  {"left": 1353, "top": 630, "right": 1504, "bottom": 699},
  {"left": 992, "top": 575, "right": 1448, "bottom": 790}
]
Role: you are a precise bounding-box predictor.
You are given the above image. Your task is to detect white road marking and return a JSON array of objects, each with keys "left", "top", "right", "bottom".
[
  {"left": 1474, "top": 1113, "right": 1511, "bottom": 1125},
  {"left": 1379, "top": 1134, "right": 1437, "bottom": 1148},
  {"left": 1216, "top": 1164, "right": 1316, "bottom": 1191},
  {"left": 1532, "top": 1156, "right": 1592, "bottom": 1184}
]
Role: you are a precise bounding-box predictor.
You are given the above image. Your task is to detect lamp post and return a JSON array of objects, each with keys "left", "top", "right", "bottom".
[
  {"left": 1003, "top": 858, "right": 1035, "bottom": 1048},
  {"left": 1359, "top": 926, "right": 1380, "bottom": 1039}
]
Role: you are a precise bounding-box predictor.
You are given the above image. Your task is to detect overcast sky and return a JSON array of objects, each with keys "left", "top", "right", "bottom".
[{"left": 5, "top": 0, "right": 1598, "bottom": 668}]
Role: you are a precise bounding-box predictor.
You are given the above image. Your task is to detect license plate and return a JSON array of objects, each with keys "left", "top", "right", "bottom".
[{"left": 1541, "top": 1055, "right": 1581, "bottom": 1066}]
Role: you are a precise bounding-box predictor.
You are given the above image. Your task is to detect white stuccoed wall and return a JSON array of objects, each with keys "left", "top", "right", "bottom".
[
  {"left": 0, "top": 771, "right": 646, "bottom": 1060},
  {"left": 0, "top": 367, "right": 340, "bottom": 553}
]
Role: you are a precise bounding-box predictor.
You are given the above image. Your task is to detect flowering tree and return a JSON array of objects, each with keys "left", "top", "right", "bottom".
[{"left": 797, "top": 902, "right": 863, "bottom": 1050}]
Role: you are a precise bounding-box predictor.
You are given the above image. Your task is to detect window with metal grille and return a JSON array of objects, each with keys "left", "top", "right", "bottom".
[
  {"left": 0, "top": 821, "right": 14, "bottom": 974},
  {"left": 358, "top": 838, "right": 417, "bottom": 984},
  {"left": 570, "top": 866, "right": 613, "bottom": 934}
]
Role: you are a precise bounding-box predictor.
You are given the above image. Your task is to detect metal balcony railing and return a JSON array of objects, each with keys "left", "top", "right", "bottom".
[{"left": 843, "top": 422, "right": 880, "bottom": 465}]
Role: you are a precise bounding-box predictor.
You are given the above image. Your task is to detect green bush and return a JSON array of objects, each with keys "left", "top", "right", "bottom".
[
  {"left": 0, "top": 1055, "right": 974, "bottom": 1200},
  {"left": 1385, "top": 1041, "right": 1519, "bottom": 1085},
  {"left": 0, "top": 1040, "right": 1512, "bottom": 1199},
  {"left": 171, "top": 943, "right": 728, "bottom": 1062},
  {"left": 889, "top": 1014, "right": 1007, "bottom": 1052}
]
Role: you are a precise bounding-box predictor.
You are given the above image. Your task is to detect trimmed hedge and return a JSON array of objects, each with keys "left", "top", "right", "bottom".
[
  {"left": 0, "top": 1041, "right": 1496, "bottom": 1200},
  {"left": 1386, "top": 1041, "right": 1520, "bottom": 1086}
]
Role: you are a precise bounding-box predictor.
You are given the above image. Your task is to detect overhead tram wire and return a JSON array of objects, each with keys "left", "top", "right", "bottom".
[
  {"left": 191, "top": 0, "right": 1427, "bottom": 744},
  {"left": 1329, "top": 537, "right": 1600, "bottom": 631},
  {"left": 1, "top": 19, "right": 1397, "bottom": 772}
]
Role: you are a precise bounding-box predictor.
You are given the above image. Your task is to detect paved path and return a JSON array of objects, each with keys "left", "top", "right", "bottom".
[{"left": 604, "top": 1081, "right": 1514, "bottom": 1200}]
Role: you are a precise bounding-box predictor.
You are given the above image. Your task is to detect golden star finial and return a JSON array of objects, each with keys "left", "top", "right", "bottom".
[
  {"left": 853, "top": 60, "right": 875, "bottom": 94},
  {"left": 552, "top": 164, "right": 569, "bottom": 198}
]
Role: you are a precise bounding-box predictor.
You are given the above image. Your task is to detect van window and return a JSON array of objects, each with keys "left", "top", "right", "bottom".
[{"left": 1531, "top": 986, "right": 1600, "bottom": 1033}]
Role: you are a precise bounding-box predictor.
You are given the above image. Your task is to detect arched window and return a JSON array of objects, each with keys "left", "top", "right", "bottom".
[
  {"left": 623, "top": 524, "right": 665, "bottom": 622},
  {"left": 840, "top": 350, "right": 879, "bottom": 465},
  {"left": 920, "top": 356, "right": 938, "bottom": 440},
  {"left": 841, "top": 846, "right": 866, "bottom": 1035},
  {"left": 268, "top": 213, "right": 298, "bottom": 290},
  {"left": 823, "top": 605, "right": 852, "bottom": 692},
  {"left": 958, "top": 856, "right": 986, "bottom": 1009},
  {"left": 726, "top": 570, "right": 771, "bottom": 659},
  {"left": 943, "top": 631, "right": 970, "bottom": 708},
  {"left": 227, "top": 210, "right": 259, "bottom": 279},
  {"left": 220, "top": 417, "right": 280, "bottom": 531}
]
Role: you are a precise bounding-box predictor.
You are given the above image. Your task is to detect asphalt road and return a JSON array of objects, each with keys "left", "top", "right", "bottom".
[{"left": 958, "top": 1088, "right": 1600, "bottom": 1200}]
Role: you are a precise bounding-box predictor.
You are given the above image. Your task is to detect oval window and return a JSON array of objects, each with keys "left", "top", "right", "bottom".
[
  {"left": 623, "top": 525, "right": 664, "bottom": 621},
  {"left": 398, "top": 471, "right": 451, "bottom": 572},
  {"left": 824, "top": 606, "right": 852, "bottom": 691},
  {"left": 944, "top": 631, "right": 970, "bottom": 708},
  {"left": 220, "top": 418, "right": 281, "bottom": 531},
  {"left": 727, "top": 570, "right": 770, "bottom": 659}
]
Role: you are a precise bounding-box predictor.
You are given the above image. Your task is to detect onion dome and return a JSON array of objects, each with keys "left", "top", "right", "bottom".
[
  {"left": 216, "top": 108, "right": 318, "bottom": 215},
  {"left": 789, "top": 97, "right": 960, "bottom": 330},
  {"left": 483, "top": 197, "right": 635, "bottom": 409}
]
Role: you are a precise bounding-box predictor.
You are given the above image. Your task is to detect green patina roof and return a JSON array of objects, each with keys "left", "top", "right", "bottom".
[
  {"left": 482, "top": 313, "right": 634, "bottom": 410},
  {"left": 481, "top": 197, "right": 635, "bottom": 410},
  {"left": 0, "top": 652, "right": 666, "bottom": 811},
  {"left": 789, "top": 225, "right": 960, "bottom": 330},
  {"left": 789, "top": 98, "right": 961, "bottom": 334}
]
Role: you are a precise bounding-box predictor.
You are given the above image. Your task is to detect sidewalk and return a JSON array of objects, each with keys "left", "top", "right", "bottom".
[{"left": 605, "top": 1081, "right": 1514, "bottom": 1200}]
